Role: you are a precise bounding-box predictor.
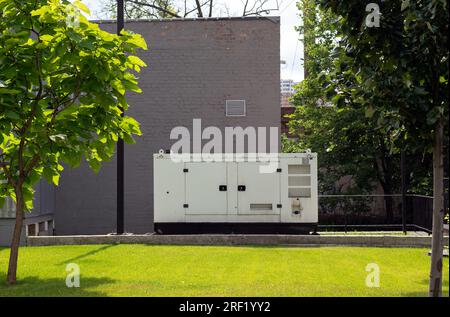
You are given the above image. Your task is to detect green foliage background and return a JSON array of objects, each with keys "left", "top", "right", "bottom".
[{"left": 284, "top": 0, "right": 448, "bottom": 202}]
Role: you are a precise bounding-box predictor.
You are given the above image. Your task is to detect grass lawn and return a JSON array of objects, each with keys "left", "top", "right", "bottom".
[{"left": 0, "top": 245, "right": 448, "bottom": 297}]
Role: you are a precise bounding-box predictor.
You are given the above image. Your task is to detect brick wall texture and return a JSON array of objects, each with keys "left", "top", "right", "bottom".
[{"left": 54, "top": 17, "right": 281, "bottom": 234}]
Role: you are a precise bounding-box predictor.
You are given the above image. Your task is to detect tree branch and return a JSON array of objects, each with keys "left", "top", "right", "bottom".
[
  {"left": 194, "top": 0, "right": 204, "bottom": 17},
  {"left": 126, "top": 0, "right": 181, "bottom": 18},
  {"left": 243, "top": 0, "right": 249, "bottom": 16},
  {"left": 23, "top": 154, "right": 40, "bottom": 179},
  {"left": 243, "top": 0, "right": 280, "bottom": 16},
  {"left": 0, "top": 153, "right": 15, "bottom": 188}
]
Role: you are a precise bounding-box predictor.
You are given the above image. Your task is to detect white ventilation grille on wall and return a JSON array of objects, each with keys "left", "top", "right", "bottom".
[{"left": 226, "top": 100, "right": 246, "bottom": 117}]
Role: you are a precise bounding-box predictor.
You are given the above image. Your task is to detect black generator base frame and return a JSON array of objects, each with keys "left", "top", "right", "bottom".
[{"left": 154, "top": 223, "right": 318, "bottom": 235}]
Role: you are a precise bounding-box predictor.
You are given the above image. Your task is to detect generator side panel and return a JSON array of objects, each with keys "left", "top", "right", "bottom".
[
  {"left": 280, "top": 154, "right": 318, "bottom": 224},
  {"left": 153, "top": 156, "right": 185, "bottom": 222}
]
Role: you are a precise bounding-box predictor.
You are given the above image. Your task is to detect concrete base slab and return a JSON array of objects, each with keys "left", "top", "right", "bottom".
[{"left": 26, "top": 234, "right": 449, "bottom": 248}]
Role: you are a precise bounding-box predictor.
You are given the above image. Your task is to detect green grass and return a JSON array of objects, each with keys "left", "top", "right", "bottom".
[{"left": 0, "top": 245, "right": 448, "bottom": 297}]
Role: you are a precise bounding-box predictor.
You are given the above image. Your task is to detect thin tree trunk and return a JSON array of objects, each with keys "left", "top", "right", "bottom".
[
  {"left": 376, "top": 157, "right": 394, "bottom": 224},
  {"left": 429, "top": 118, "right": 444, "bottom": 297},
  {"left": 209, "top": 0, "right": 213, "bottom": 17},
  {"left": 374, "top": 138, "right": 395, "bottom": 224},
  {"left": 384, "top": 194, "right": 394, "bottom": 224},
  {"left": 7, "top": 185, "right": 24, "bottom": 284},
  {"left": 401, "top": 151, "right": 408, "bottom": 233}
]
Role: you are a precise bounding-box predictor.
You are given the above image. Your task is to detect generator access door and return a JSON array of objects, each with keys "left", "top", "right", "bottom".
[
  {"left": 236, "top": 162, "right": 281, "bottom": 215},
  {"left": 184, "top": 162, "right": 228, "bottom": 215}
]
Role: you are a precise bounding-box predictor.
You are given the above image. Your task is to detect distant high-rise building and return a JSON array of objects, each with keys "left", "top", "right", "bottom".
[
  {"left": 280, "top": 79, "right": 297, "bottom": 94},
  {"left": 280, "top": 79, "right": 297, "bottom": 138}
]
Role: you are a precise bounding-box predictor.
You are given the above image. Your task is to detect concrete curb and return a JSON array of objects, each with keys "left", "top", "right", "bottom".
[{"left": 26, "top": 234, "right": 449, "bottom": 248}]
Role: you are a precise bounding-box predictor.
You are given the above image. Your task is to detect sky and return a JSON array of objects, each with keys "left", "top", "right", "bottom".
[{"left": 82, "top": 0, "right": 304, "bottom": 82}]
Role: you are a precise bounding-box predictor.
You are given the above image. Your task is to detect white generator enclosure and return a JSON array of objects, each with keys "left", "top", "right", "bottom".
[{"left": 153, "top": 153, "right": 318, "bottom": 234}]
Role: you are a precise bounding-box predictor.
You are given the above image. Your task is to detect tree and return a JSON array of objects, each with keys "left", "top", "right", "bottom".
[
  {"left": 99, "top": 0, "right": 282, "bottom": 19},
  {"left": 316, "top": 0, "right": 448, "bottom": 296},
  {"left": 0, "top": 0, "right": 147, "bottom": 284},
  {"left": 285, "top": 0, "right": 406, "bottom": 223}
]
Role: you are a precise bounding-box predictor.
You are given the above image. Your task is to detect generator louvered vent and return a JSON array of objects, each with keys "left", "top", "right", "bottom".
[
  {"left": 226, "top": 100, "right": 246, "bottom": 117},
  {"left": 288, "top": 164, "right": 311, "bottom": 198}
]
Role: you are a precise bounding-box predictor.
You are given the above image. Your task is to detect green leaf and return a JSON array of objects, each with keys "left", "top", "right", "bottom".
[
  {"left": 43, "top": 167, "right": 57, "bottom": 185},
  {"left": 31, "top": 6, "right": 49, "bottom": 16},
  {"left": 5, "top": 111, "right": 20, "bottom": 120},
  {"left": 40, "top": 34, "right": 53, "bottom": 43},
  {"left": 126, "top": 33, "right": 148, "bottom": 50},
  {"left": 0, "top": 87, "right": 20, "bottom": 94},
  {"left": 122, "top": 133, "right": 136, "bottom": 144},
  {"left": 88, "top": 159, "right": 101, "bottom": 173},
  {"left": 22, "top": 185, "right": 35, "bottom": 211},
  {"left": 127, "top": 55, "right": 147, "bottom": 67},
  {"left": 111, "top": 80, "right": 125, "bottom": 95},
  {"left": 401, "top": 0, "right": 410, "bottom": 11},
  {"left": 365, "top": 106, "right": 375, "bottom": 118},
  {"left": 62, "top": 151, "right": 83, "bottom": 168},
  {"left": 73, "top": 1, "right": 91, "bottom": 14},
  {"left": 122, "top": 80, "right": 142, "bottom": 93}
]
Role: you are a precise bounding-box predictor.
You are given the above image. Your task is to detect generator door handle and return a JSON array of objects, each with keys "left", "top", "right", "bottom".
[{"left": 238, "top": 185, "right": 246, "bottom": 191}]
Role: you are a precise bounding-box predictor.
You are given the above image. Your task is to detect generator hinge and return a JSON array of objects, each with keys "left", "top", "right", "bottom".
[
  {"left": 276, "top": 168, "right": 282, "bottom": 172},
  {"left": 183, "top": 204, "right": 189, "bottom": 208},
  {"left": 183, "top": 168, "right": 189, "bottom": 173},
  {"left": 277, "top": 204, "right": 282, "bottom": 208}
]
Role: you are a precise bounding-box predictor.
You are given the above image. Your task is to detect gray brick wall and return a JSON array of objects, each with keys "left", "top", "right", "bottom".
[
  {"left": 0, "top": 219, "right": 26, "bottom": 246},
  {"left": 1, "top": 180, "right": 55, "bottom": 246},
  {"left": 27, "top": 180, "right": 55, "bottom": 218},
  {"left": 54, "top": 17, "right": 281, "bottom": 235}
]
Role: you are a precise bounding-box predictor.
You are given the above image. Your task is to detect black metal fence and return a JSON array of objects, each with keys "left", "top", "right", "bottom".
[{"left": 318, "top": 194, "right": 437, "bottom": 233}]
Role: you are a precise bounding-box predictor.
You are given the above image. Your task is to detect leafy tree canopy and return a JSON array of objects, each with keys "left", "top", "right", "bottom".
[
  {"left": 318, "top": 0, "right": 448, "bottom": 151},
  {"left": 0, "top": 0, "right": 147, "bottom": 211}
]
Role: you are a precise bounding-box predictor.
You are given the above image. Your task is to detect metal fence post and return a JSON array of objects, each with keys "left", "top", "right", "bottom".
[
  {"left": 116, "top": 0, "right": 125, "bottom": 235},
  {"left": 401, "top": 151, "right": 407, "bottom": 234}
]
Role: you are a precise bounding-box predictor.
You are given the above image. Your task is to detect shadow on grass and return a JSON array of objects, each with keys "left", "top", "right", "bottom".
[
  {"left": 58, "top": 244, "right": 117, "bottom": 265},
  {"left": 400, "top": 277, "right": 449, "bottom": 297},
  {"left": 0, "top": 274, "right": 115, "bottom": 297}
]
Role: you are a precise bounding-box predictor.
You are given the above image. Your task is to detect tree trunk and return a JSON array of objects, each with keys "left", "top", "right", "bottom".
[
  {"left": 375, "top": 140, "right": 395, "bottom": 224},
  {"left": 429, "top": 119, "right": 444, "bottom": 297},
  {"left": 194, "top": 0, "right": 203, "bottom": 17},
  {"left": 385, "top": 194, "right": 394, "bottom": 224},
  {"left": 7, "top": 185, "right": 24, "bottom": 285},
  {"left": 379, "top": 172, "right": 394, "bottom": 224}
]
